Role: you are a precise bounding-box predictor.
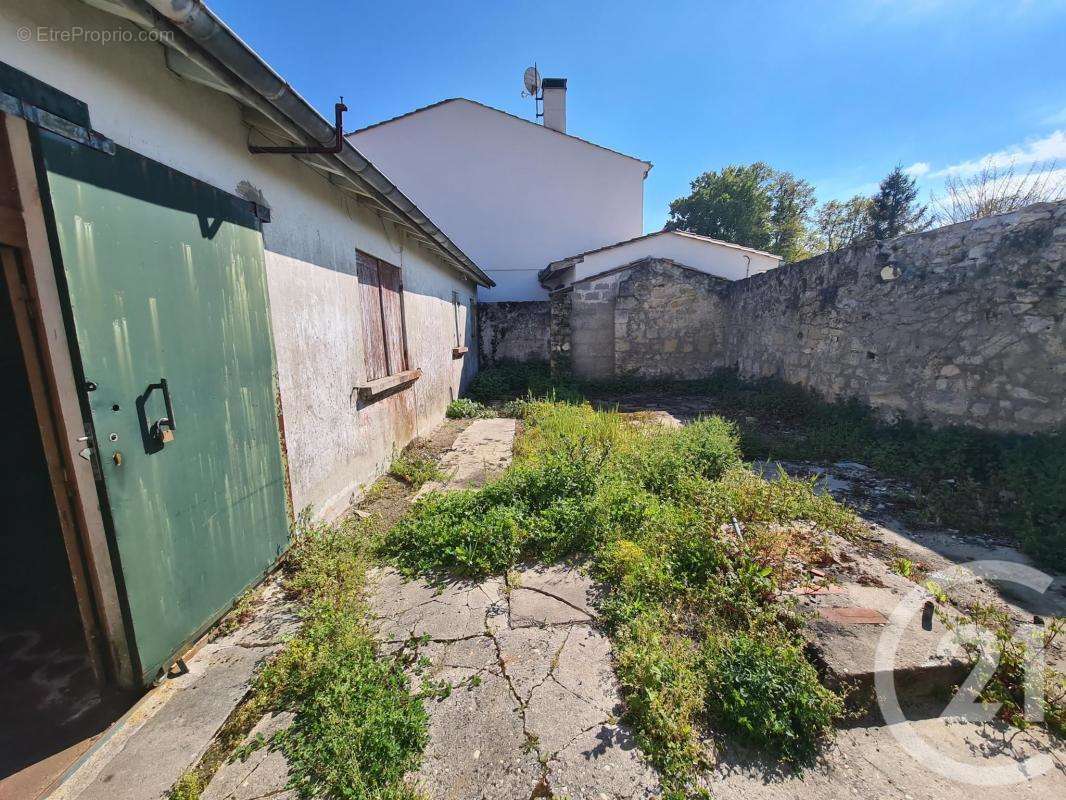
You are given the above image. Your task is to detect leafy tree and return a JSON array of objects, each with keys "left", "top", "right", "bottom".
[
  {"left": 769, "top": 172, "right": 817, "bottom": 262},
  {"left": 868, "top": 165, "right": 930, "bottom": 240},
  {"left": 814, "top": 195, "right": 873, "bottom": 253},
  {"left": 665, "top": 162, "right": 775, "bottom": 251},
  {"left": 664, "top": 163, "right": 816, "bottom": 261}
]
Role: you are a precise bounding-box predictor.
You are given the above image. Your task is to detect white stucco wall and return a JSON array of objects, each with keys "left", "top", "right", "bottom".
[
  {"left": 350, "top": 99, "right": 649, "bottom": 302},
  {"left": 2, "top": 0, "right": 479, "bottom": 519},
  {"left": 563, "top": 232, "right": 781, "bottom": 286}
]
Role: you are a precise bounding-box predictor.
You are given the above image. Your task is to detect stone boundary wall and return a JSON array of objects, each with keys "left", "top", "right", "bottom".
[
  {"left": 721, "top": 201, "right": 1065, "bottom": 432},
  {"left": 476, "top": 300, "right": 550, "bottom": 366},
  {"left": 483, "top": 201, "right": 1064, "bottom": 433}
]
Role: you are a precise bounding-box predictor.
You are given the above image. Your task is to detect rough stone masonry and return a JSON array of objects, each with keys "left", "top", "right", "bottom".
[{"left": 535, "top": 200, "right": 1065, "bottom": 433}]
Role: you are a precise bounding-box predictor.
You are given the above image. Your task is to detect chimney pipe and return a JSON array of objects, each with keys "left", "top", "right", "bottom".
[{"left": 541, "top": 78, "right": 567, "bottom": 133}]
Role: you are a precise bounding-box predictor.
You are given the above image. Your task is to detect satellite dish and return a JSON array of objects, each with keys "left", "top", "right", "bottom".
[{"left": 523, "top": 66, "right": 541, "bottom": 96}]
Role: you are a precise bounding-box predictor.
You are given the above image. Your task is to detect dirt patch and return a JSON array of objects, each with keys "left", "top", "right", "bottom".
[{"left": 353, "top": 418, "right": 472, "bottom": 532}]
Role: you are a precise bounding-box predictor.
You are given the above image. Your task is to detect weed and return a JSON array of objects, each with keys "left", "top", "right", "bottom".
[
  {"left": 168, "top": 771, "right": 202, "bottom": 800},
  {"left": 891, "top": 557, "right": 917, "bottom": 579},
  {"left": 445, "top": 398, "right": 496, "bottom": 419},
  {"left": 943, "top": 603, "right": 1065, "bottom": 737},
  {"left": 467, "top": 364, "right": 1066, "bottom": 572},
  {"left": 250, "top": 516, "right": 429, "bottom": 800},
  {"left": 703, "top": 630, "right": 843, "bottom": 762},
  {"left": 384, "top": 399, "right": 850, "bottom": 791},
  {"left": 389, "top": 454, "right": 445, "bottom": 489}
]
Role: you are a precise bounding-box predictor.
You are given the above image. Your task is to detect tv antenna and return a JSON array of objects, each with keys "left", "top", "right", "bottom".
[{"left": 522, "top": 64, "right": 543, "bottom": 120}]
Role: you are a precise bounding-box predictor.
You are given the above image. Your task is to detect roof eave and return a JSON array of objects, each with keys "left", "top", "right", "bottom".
[{"left": 96, "top": 1, "right": 493, "bottom": 288}]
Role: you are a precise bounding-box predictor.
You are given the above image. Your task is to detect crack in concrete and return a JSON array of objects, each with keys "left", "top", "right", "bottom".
[
  {"left": 481, "top": 589, "right": 558, "bottom": 800},
  {"left": 513, "top": 584, "right": 593, "bottom": 619}
]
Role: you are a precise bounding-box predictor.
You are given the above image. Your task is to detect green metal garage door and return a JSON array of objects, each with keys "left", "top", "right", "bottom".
[{"left": 38, "top": 131, "right": 290, "bottom": 683}]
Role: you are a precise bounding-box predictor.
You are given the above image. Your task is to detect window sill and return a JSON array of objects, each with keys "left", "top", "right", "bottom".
[
  {"left": 355, "top": 368, "right": 422, "bottom": 401},
  {"left": 452, "top": 346, "right": 469, "bottom": 359}
]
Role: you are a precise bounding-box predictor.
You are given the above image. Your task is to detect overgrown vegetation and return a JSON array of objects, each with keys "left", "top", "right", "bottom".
[
  {"left": 388, "top": 454, "right": 445, "bottom": 489},
  {"left": 942, "top": 602, "right": 1066, "bottom": 739},
  {"left": 385, "top": 400, "right": 851, "bottom": 793},
  {"left": 231, "top": 516, "right": 429, "bottom": 800},
  {"left": 471, "top": 363, "right": 1066, "bottom": 572},
  {"left": 445, "top": 397, "right": 496, "bottom": 419}
]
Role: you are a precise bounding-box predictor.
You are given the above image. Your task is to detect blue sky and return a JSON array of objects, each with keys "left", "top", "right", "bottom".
[{"left": 213, "top": 0, "right": 1066, "bottom": 232}]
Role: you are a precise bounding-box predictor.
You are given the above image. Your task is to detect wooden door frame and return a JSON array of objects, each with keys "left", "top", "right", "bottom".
[{"left": 1, "top": 113, "right": 136, "bottom": 687}]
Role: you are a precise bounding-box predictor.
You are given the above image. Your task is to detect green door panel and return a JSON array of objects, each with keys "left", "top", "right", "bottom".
[{"left": 39, "top": 132, "right": 290, "bottom": 683}]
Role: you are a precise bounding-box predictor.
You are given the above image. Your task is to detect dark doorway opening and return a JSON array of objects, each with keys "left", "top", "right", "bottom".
[{"left": 0, "top": 258, "right": 131, "bottom": 800}]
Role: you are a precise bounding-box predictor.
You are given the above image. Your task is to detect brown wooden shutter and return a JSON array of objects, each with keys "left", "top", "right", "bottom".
[
  {"left": 378, "top": 261, "right": 408, "bottom": 374},
  {"left": 357, "top": 252, "right": 388, "bottom": 381}
]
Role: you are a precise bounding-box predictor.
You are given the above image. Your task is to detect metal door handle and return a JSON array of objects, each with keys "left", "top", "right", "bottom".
[{"left": 144, "top": 378, "right": 177, "bottom": 444}]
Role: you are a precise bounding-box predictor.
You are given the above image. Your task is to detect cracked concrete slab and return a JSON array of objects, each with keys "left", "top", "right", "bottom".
[
  {"left": 512, "top": 563, "right": 598, "bottom": 617},
  {"left": 202, "top": 713, "right": 294, "bottom": 800},
  {"left": 413, "top": 665, "right": 542, "bottom": 800},
  {"left": 62, "top": 578, "right": 296, "bottom": 800},
  {"left": 415, "top": 418, "right": 517, "bottom": 498},
  {"left": 370, "top": 570, "right": 506, "bottom": 643},
  {"left": 549, "top": 723, "right": 661, "bottom": 800},
  {"left": 510, "top": 588, "right": 593, "bottom": 628}
]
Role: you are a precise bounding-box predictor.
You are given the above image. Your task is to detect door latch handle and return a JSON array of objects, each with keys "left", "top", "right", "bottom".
[{"left": 144, "top": 378, "right": 177, "bottom": 445}]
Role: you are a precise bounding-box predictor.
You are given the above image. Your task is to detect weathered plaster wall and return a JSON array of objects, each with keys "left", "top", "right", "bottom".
[
  {"left": 722, "top": 202, "right": 1066, "bottom": 432},
  {"left": 3, "top": 0, "right": 480, "bottom": 518},
  {"left": 477, "top": 301, "right": 550, "bottom": 365}
]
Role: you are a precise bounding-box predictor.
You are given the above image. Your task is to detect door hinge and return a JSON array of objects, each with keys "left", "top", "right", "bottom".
[
  {"left": 250, "top": 202, "right": 271, "bottom": 223},
  {"left": 0, "top": 90, "right": 115, "bottom": 154}
]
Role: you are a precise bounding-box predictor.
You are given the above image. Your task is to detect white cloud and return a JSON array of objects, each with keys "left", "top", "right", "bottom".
[
  {"left": 929, "top": 130, "right": 1066, "bottom": 178},
  {"left": 1043, "top": 108, "right": 1066, "bottom": 126},
  {"left": 903, "top": 161, "right": 930, "bottom": 178}
]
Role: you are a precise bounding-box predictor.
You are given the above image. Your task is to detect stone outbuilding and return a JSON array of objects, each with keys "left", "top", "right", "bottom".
[{"left": 540, "top": 232, "right": 781, "bottom": 380}]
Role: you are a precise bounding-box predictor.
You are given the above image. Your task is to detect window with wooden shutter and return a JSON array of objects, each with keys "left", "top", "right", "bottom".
[{"left": 356, "top": 250, "right": 409, "bottom": 380}]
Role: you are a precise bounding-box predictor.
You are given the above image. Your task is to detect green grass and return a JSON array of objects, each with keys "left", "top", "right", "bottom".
[
  {"left": 445, "top": 398, "right": 497, "bottom": 419},
  {"left": 385, "top": 400, "right": 854, "bottom": 793},
  {"left": 230, "top": 515, "right": 429, "bottom": 800},
  {"left": 467, "top": 363, "right": 1066, "bottom": 573},
  {"left": 168, "top": 772, "right": 202, "bottom": 800}
]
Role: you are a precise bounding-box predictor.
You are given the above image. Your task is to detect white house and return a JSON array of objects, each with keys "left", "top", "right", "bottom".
[
  {"left": 539, "top": 230, "right": 781, "bottom": 292},
  {"left": 349, "top": 87, "right": 652, "bottom": 301}
]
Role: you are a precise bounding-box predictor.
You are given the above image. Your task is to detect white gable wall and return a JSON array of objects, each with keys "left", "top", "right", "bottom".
[
  {"left": 568, "top": 233, "right": 780, "bottom": 285},
  {"left": 351, "top": 100, "right": 648, "bottom": 301}
]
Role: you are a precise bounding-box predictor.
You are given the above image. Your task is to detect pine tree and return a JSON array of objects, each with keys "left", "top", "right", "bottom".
[{"left": 868, "top": 166, "right": 930, "bottom": 240}]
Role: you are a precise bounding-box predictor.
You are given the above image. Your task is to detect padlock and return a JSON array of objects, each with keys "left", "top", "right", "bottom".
[{"left": 161, "top": 428, "right": 175, "bottom": 443}]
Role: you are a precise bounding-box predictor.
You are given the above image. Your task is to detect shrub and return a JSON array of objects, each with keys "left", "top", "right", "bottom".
[
  {"left": 446, "top": 398, "right": 496, "bottom": 419},
  {"left": 259, "top": 606, "right": 428, "bottom": 800},
  {"left": 388, "top": 454, "right": 444, "bottom": 489},
  {"left": 634, "top": 417, "right": 741, "bottom": 496},
  {"left": 385, "top": 490, "right": 525, "bottom": 578},
  {"left": 467, "top": 361, "right": 559, "bottom": 403},
  {"left": 613, "top": 611, "right": 706, "bottom": 790},
  {"left": 703, "top": 630, "right": 843, "bottom": 763}
]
